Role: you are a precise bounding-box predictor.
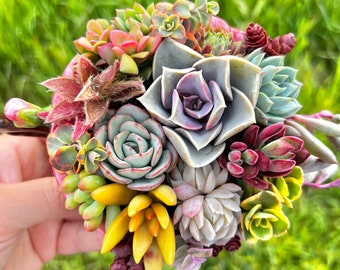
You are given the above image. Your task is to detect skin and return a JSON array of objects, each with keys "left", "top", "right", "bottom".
[{"left": 0, "top": 134, "right": 103, "bottom": 270}]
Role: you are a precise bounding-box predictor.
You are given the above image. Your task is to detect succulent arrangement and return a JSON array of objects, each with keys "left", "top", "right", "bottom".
[{"left": 2, "top": 0, "right": 340, "bottom": 269}]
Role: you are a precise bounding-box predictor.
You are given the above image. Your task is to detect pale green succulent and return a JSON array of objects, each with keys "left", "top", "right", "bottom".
[
  {"left": 62, "top": 171, "right": 107, "bottom": 231},
  {"left": 241, "top": 190, "right": 290, "bottom": 242},
  {"left": 113, "top": 2, "right": 156, "bottom": 35},
  {"left": 246, "top": 49, "right": 302, "bottom": 125}
]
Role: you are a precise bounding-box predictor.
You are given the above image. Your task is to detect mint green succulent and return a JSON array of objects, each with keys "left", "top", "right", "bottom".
[
  {"left": 94, "top": 103, "right": 179, "bottom": 191},
  {"left": 246, "top": 49, "right": 302, "bottom": 125},
  {"left": 241, "top": 190, "right": 290, "bottom": 242},
  {"left": 113, "top": 2, "right": 156, "bottom": 35},
  {"left": 76, "top": 137, "right": 108, "bottom": 175}
]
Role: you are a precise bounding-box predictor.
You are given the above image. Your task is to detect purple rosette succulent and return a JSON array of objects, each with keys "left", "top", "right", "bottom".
[
  {"left": 94, "top": 103, "right": 178, "bottom": 191},
  {"left": 138, "top": 38, "right": 262, "bottom": 167}
]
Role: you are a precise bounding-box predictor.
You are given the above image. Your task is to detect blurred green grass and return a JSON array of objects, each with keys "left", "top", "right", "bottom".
[{"left": 1, "top": 0, "right": 340, "bottom": 269}]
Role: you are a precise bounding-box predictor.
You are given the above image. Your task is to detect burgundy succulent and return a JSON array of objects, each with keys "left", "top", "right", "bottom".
[
  {"left": 218, "top": 123, "right": 309, "bottom": 189},
  {"left": 242, "top": 22, "right": 296, "bottom": 56},
  {"left": 264, "top": 33, "right": 296, "bottom": 56},
  {"left": 243, "top": 23, "right": 268, "bottom": 54}
]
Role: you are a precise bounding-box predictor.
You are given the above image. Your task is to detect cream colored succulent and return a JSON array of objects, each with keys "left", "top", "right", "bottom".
[{"left": 171, "top": 160, "right": 242, "bottom": 246}]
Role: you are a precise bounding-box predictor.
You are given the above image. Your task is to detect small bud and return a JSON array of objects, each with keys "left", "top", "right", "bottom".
[
  {"left": 4, "top": 98, "right": 44, "bottom": 128},
  {"left": 60, "top": 174, "right": 80, "bottom": 193},
  {"left": 73, "top": 188, "right": 91, "bottom": 204},
  {"left": 78, "top": 174, "right": 106, "bottom": 192},
  {"left": 65, "top": 193, "right": 79, "bottom": 210},
  {"left": 84, "top": 213, "right": 103, "bottom": 231},
  {"left": 82, "top": 200, "right": 106, "bottom": 220}
]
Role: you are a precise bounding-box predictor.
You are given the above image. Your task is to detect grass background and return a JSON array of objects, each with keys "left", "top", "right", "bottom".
[{"left": 1, "top": 0, "right": 340, "bottom": 269}]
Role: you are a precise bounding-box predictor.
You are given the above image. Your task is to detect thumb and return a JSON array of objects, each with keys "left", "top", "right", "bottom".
[{"left": 0, "top": 177, "right": 77, "bottom": 230}]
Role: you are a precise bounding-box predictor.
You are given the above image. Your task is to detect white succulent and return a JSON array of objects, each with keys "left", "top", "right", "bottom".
[{"left": 171, "top": 160, "right": 243, "bottom": 246}]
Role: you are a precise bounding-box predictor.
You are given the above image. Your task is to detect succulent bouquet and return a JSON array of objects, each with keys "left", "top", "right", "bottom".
[{"left": 2, "top": 0, "right": 340, "bottom": 269}]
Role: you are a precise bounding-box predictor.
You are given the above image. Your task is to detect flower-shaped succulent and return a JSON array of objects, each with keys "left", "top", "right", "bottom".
[
  {"left": 171, "top": 160, "right": 242, "bottom": 246},
  {"left": 247, "top": 49, "right": 302, "bottom": 125},
  {"left": 98, "top": 24, "right": 162, "bottom": 76},
  {"left": 173, "top": 237, "right": 213, "bottom": 270},
  {"left": 113, "top": 2, "right": 156, "bottom": 35},
  {"left": 218, "top": 123, "right": 308, "bottom": 189},
  {"left": 73, "top": 19, "right": 113, "bottom": 63},
  {"left": 46, "top": 125, "right": 91, "bottom": 173},
  {"left": 138, "top": 38, "right": 262, "bottom": 167},
  {"left": 76, "top": 137, "right": 108, "bottom": 174},
  {"left": 95, "top": 104, "right": 178, "bottom": 191},
  {"left": 241, "top": 190, "right": 290, "bottom": 242},
  {"left": 152, "top": 13, "right": 187, "bottom": 42},
  {"left": 93, "top": 183, "right": 177, "bottom": 268}
]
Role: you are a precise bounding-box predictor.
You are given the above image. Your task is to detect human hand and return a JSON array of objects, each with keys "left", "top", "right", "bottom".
[{"left": 0, "top": 134, "right": 103, "bottom": 270}]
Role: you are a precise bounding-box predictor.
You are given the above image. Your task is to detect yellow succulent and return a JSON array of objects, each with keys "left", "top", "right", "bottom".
[{"left": 91, "top": 183, "right": 177, "bottom": 269}]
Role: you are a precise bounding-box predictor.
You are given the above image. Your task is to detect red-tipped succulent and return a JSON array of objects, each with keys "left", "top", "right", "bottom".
[{"left": 218, "top": 123, "right": 309, "bottom": 189}]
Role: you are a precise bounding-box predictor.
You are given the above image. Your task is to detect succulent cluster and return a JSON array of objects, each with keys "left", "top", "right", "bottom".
[{"left": 3, "top": 1, "right": 340, "bottom": 270}]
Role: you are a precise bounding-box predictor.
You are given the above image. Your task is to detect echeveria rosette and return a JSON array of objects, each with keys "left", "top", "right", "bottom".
[
  {"left": 246, "top": 49, "right": 302, "bottom": 125},
  {"left": 113, "top": 2, "right": 156, "bottom": 35},
  {"left": 138, "top": 38, "right": 262, "bottom": 167},
  {"left": 171, "top": 159, "right": 242, "bottom": 247},
  {"left": 95, "top": 103, "right": 178, "bottom": 191},
  {"left": 241, "top": 190, "right": 290, "bottom": 243}
]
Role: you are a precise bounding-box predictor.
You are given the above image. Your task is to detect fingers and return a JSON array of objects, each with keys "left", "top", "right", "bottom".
[
  {"left": 0, "top": 135, "right": 52, "bottom": 183},
  {"left": 0, "top": 177, "right": 77, "bottom": 231},
  {"left": 56, "top": 221, "right": 104, "bottom": 255}
]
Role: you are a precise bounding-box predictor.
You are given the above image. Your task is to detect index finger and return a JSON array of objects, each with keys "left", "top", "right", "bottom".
[{"left": 0, "top": 134, "right": 52, "bottom": 183}]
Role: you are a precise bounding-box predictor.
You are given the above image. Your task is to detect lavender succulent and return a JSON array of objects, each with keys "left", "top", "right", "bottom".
[
  {"left": 246, "top": 49, "right": 302, "bottom": 125},
  {"left": 138, "top": 38, "right": 262, "bottom": 167},
  {"left": 173, "top": 237, "right": 213, "bottom": 270},
  {"left": 95, "top": 104, "right": 178, "bottom": 191},
  {"left": 171, "top": 160, "right": 242, "bottom": 247}
]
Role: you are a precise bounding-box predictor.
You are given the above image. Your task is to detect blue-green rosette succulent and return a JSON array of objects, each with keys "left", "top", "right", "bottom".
[{"left": 247, "top": 49, "right": 302, "bottom": 125}]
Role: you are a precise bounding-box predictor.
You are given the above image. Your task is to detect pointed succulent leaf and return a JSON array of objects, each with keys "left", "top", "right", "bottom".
[
  {"left": 101, "top": 207, "right": 130, "bottom": 254},
  {"left": 91, "top": 183, "right": 138, "bottom": 205},
  {"left": 133, "top": 223, "right": 154, "bottom": 263}
]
